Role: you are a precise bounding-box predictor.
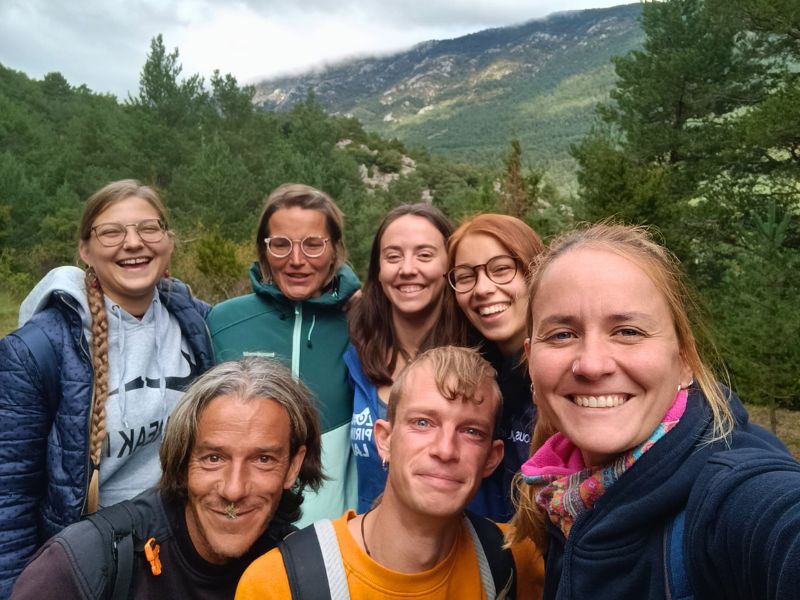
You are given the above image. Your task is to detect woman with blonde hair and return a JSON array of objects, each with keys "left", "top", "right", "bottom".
[
  {"left": 509, "top": 223, "right": 800, "bottom": 599},
  {"left": 447, "top": 213, "right": 544, "bottom": 520},
  {"left": 0, "top": 179, "right": 214, "bottom": 596}
]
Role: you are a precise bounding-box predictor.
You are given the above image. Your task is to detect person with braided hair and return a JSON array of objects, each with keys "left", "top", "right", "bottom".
[{"left": 0, "top": 180, "right": 214, "bottom": 598}]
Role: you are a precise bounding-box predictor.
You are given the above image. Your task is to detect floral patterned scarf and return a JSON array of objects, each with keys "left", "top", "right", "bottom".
[{"left": 520, "top": 390, "right": 687, "bottom": 537}]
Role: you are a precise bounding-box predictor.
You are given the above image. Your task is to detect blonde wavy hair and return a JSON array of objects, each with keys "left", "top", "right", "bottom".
[{"left": 507, "top": 223, "right": 732, "bottom": 550}]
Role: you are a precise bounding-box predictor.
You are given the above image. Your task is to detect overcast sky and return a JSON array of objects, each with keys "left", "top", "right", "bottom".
[{"left": 1, "top": 0, "right": 627, "bottom": 98}]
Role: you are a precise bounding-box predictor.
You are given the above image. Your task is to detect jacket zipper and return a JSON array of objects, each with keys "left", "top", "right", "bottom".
[
  {"left": 58, "top": 293, "right": 96, "bottom": 514},
  {"left": 291, "top": 303, "right": 302, "bottom": 378}
]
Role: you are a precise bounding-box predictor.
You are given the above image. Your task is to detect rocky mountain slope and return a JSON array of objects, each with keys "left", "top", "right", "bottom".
[{"left": 254, "top": 3, "right": 644, "bottom": 187}]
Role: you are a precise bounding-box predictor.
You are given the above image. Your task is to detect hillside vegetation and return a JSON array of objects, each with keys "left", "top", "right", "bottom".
[
  {"left": 0, "top": 36, "right": 561, "bottom": 311},
  {"left": 254, "top": 3, "right": 645, "bottom": 189}
]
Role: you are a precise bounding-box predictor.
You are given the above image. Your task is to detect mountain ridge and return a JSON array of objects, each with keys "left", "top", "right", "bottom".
[{"left": 253, "top": 3, "right": 644, "bottom": 188}]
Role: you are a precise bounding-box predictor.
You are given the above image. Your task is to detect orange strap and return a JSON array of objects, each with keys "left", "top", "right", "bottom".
[{"left": 144, "top": 538, "right": 162, "bottom": 576}]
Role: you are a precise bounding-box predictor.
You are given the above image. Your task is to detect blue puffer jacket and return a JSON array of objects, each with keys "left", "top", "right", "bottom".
[{"left": 0, "top": 273, "right": 214, "bottom": 599}]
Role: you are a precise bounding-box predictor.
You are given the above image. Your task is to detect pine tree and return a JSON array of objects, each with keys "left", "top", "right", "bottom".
[{"left": 500, "top": 140, "right": 528, "bottom": 218}]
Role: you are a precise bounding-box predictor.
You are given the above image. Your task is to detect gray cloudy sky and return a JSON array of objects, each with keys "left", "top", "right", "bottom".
[{"left": 0, "top": 0, "right": 626, "bottom": 98}]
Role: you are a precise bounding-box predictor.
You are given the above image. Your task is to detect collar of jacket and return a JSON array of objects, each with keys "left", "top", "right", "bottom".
[{"left": 247, "top": 261, "right": 361, "bottom": 308}]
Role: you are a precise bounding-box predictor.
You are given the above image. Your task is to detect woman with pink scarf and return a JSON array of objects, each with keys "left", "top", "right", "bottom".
[{"left": 508, "top": 224, "right": 800, "bottom": 600}]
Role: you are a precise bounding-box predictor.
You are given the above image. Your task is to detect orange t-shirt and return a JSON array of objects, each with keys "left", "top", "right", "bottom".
[{"left": 236, "top": 511, "right": 543, "bottom": 599}]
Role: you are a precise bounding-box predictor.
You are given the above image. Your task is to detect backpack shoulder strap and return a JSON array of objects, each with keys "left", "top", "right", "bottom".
[
  {"left": 464, "top": 512, "right": 515, "bottom": 600},
  {"left": 85, "top": 500, "right": 138, "bottom": 600},
  {"left": 14, "top": 320, "right": 60, "bottom": 414},
  {"left": 278, "top": 519, "right": 350, "bottom": 600},
  {"left": 664, "top": 508, "right": 695, "bottom": 600}
]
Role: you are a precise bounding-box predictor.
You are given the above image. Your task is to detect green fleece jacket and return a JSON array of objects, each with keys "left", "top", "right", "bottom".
[{"left": 206, "top": 262, "right": 360, "bottom": 527}]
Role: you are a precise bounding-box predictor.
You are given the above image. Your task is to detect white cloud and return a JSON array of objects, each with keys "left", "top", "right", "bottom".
[{"left": 0, "top": 0, "right": 627, "bottom": 97}]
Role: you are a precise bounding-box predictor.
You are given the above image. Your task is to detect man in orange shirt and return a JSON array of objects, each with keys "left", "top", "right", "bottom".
[{"left": 236, "top": 346, "right": 543, "bottom": 599}]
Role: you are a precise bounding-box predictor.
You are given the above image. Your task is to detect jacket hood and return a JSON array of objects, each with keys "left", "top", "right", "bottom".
[
  {"left": 247, "top": 261, "right": 360, "bottom": 308},
  {"left": 18, "top": 266, "right": 91, "bottom": 331}
]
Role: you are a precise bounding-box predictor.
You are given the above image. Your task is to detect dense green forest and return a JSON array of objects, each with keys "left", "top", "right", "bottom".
[
  {"left": 0, "top": 0, "right": 798, "bottom": 412},
  {"left": 0, "top": 35, "right": 534, "bottom": 301},
  {"left": 572, "top": 0, "right": 800, "bottom": 416}
]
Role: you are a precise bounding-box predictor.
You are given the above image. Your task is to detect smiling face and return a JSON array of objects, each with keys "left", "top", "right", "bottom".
[
  {"left": 78, "top": 196, "right": 173, "bottom": 316},
  {"left": 266, "top": 206, "right": 335, "bottom": 301},
  {"left": 185, "top": 394, "right": 305, "bottom": 564},
  {"left": 454, "top": 233, "right": 528, "bottom": 355},
  {"left": 375, "top": 362, "right": 503, "bottom": 519},
  {"left": 526, "top": 247, "right": 691, "bottom": 467},
  {"left": 378, "top": 215, "right": 449, "bottom": 320}
]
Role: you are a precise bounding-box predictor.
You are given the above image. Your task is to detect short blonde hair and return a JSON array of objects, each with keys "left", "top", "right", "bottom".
[{"left": 387, "top": 346, "right": 502, "bottom": 436}]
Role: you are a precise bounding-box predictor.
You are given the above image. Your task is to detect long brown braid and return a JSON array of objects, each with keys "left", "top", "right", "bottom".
[
  {"left": 77, "top": 179, "right": 171, "bottom": 513},
  {"left": 84, "top": 267, "right": 109, "bottom": 513}
]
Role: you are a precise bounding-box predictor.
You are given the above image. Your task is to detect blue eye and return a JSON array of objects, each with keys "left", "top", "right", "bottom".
[
  {"left": 464, "top": 427, "right": 486, "bottom": 440},
  {"left": 616, "top": 328, "right": 642, "bottom": 337},
  {"left": 548, "top": 331, "right": 575, "bottom": 341}
]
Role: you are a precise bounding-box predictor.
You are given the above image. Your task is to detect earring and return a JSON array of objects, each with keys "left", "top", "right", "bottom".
[
  {"left": 381, "top": 458, "right": 388, "bottom": 471},
  {"left": 162, "top": 269, "right": 170, "bottom": 279},
  {"left": 85, "top": 266, "right": 99, "bottom": 289}
]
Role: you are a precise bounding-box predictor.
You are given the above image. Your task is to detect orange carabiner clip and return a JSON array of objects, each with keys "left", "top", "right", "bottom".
[{"left": 144, "top": 537, "right": 162, "bottom": 576}]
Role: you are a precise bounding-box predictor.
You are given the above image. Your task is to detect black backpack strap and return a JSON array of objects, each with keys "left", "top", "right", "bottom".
[
  {"left": 14, "top": 321, "right": 60, "bottom": 414},
  {"left": 85, "top": 500, "right": 138, "bottom": 600},
  {"left": 465, "top": 512, "right": 516, "bottom": 600},
  {"left": 279, "top": 519, "right": 350, "bottom": 600}
]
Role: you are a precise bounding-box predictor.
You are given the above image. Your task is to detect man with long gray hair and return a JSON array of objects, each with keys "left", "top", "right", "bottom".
[{"left": 12, "top": 357, "right": 323, "bottom": 599}]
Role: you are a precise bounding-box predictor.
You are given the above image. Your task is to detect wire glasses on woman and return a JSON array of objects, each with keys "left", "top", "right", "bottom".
[
  {"left": 447, "top": 255, "right": 519, "bottom": 293},
  {"left": 91, "top": 219, "right": 167, "bottom": 247},
  {"left": 265, "top": 235, "right": 330, "bottom": 258}
]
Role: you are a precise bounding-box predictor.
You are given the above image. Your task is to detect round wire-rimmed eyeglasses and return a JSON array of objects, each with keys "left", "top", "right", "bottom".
[
  {"left": 264, "top": 235, "right": 330, "bottom": 258},
  {"left": 91, "top": 219, "right": 167, "bottom": 247}
]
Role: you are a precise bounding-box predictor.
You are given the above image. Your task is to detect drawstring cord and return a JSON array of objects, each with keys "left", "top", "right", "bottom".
[{"left": 306, "top": 314, "right": 316, "bottom": 348}]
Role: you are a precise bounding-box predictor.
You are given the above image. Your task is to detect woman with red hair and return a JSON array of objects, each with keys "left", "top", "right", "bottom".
[{"left": 447, "top": 213, "right": 544, "bottom": 520}]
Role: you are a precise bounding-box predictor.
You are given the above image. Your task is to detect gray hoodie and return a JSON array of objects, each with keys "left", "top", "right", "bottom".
[{"left": 19, "top": 266, "right": 196, "bottom": 507}]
